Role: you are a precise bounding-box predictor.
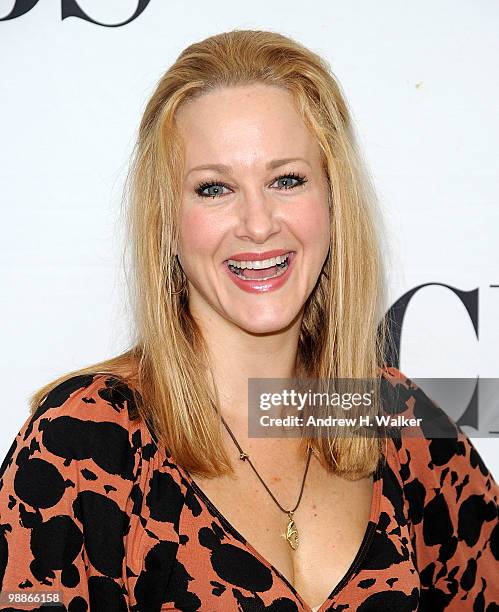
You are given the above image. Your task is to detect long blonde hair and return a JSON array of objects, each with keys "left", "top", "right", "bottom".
[{"left": 29, "top": 29, "right": 394, "bottom": 478}]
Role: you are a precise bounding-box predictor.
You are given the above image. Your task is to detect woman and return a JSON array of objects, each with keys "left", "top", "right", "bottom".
[{"left": 0, "top": 30, "right": 497, "bottom": 612}]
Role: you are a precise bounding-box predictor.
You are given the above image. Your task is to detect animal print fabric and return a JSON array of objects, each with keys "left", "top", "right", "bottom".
[{"left": 0, "top": 368, "right": 497, "bottom": 611}]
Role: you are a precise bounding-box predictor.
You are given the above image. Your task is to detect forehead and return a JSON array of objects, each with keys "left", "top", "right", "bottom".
[{"left": 175, "top": 84, "right": 320, "bottom": 166}]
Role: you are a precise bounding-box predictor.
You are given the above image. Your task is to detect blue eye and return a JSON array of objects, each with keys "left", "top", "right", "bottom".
[
  {"left": 272, "top": 173, "right": 307, "bottom": 189},
  {"left": 195, "top": 182, "right": 231, "bottom": 199},
  {"left": 194, "top": 171, "right": 308, "bottom": 199}
]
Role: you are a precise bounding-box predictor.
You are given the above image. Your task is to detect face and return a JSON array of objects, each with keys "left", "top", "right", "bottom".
[{"left": 175, "top": 83, "right": 331, "bottom": 335}]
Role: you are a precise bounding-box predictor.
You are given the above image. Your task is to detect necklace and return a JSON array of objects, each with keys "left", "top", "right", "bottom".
[{"left": 220, "top": 414, "right": 313, "bottom": 550}]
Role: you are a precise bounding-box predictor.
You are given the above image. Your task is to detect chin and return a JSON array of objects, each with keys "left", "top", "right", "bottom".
[{"left": 233, "top": 308, "right": 300, "bottom": 335}]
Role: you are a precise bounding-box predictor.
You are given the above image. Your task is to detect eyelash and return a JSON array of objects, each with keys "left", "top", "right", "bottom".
[{"left": 194, "top": 171, "right": 308, "bottom": 199}]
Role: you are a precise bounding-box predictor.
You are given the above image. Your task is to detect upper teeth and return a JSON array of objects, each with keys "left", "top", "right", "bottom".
[{"left": 227, "top": 253, "right": 290, "bottom": 270}]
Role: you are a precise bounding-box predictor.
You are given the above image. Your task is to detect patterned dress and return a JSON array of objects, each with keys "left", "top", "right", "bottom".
[{"left": 0, "top": 368, "right": 497, "bottom": 611}]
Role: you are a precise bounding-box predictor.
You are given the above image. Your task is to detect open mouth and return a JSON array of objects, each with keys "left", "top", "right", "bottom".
[{"left": 226, "top": 252, "right": 293, "bottom": 281}]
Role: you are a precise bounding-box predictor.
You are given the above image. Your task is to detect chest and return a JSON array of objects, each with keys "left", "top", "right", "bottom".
[{"left": 183, "top": 456, "right": 375, "bottom": 610}]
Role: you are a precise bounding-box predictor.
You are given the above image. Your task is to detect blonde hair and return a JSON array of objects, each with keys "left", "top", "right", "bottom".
[{"left": 29, "top": 29, "right": 394, "bottom": 478}]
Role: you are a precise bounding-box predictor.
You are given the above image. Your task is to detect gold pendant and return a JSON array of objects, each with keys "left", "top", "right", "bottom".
[{"left": 285, "top": 511, "right": 299, "bottom": 550}]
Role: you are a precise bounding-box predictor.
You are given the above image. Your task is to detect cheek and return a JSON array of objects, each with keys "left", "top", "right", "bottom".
[
  {"left": 288, "top": 198, "right": 330, "bottom": 250},
  {"left": 178, "top": 206, "right": 224, "bottom": 263}
]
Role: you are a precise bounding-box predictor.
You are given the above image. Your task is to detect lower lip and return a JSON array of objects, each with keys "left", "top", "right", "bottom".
[{"left": 223, "top": 252, "right": 296, "bottom": 294}]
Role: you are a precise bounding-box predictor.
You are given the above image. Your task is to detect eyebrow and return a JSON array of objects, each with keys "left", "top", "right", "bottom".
[{"left": 186, "top": 157, "right": 310, "bottom": 177}]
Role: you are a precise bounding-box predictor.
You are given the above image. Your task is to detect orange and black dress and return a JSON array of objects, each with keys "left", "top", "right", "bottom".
[{"left": 0, "top": 369, "right": 497, "bottom": 611}]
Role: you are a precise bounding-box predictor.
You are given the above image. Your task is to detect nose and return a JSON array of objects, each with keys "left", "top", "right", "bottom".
[{"left": 234, "top": 189, "right": 281, "bottom": 244}]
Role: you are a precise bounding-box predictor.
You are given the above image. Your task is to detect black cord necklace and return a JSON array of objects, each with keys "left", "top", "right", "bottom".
[{"left": 220, "top": 414, "right": 313, "bottom": 550}]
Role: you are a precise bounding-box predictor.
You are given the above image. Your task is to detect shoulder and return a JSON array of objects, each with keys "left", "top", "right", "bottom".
[
  {"left": 379, "top": 366, "right": 498, "bottom": 513},
  {"left": 2, "top": 373, "right": 147, "bottom": 486},
  {"left": 379, "top": 365, "right": 464, "bottom": 443},
  {"left": 378, "top": 366, "right": 479, "bottom": 464},
  {"left": 34, "top": 372, "right": 140, "bottom": 422}
]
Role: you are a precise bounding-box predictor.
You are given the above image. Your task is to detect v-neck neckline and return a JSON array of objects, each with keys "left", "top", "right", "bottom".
[{"left": 180, "top": 449, "right": 386, "bottom": 611}]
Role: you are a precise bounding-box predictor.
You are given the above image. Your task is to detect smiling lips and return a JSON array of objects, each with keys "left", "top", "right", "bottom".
[
  {"left": 227, "top": 253, "right": 291, "bottom": 280},
  {"left": 224, "top": 250, "right": 296, "bottom": 292}
]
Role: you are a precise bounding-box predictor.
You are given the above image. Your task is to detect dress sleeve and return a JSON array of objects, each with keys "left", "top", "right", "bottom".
[
  {"left": 0, "top": 374, "right": 144, "bottom": 611},
  {"left": 384, "top": 368, "right": 499, "bottom": 610}
]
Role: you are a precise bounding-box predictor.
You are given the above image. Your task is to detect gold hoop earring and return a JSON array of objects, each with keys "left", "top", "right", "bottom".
[{"left": 170, "top": 255, "right": 187, "bottom": 295}]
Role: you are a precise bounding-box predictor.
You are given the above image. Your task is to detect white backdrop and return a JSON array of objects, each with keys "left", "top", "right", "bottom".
[{"left": 1, "top": 0, "right": 498, "bottom": 474}]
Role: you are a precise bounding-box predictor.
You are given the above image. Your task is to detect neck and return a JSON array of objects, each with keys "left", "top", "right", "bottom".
[{"left": 191, "top": 305, "right": 303, "bottom": 426}]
